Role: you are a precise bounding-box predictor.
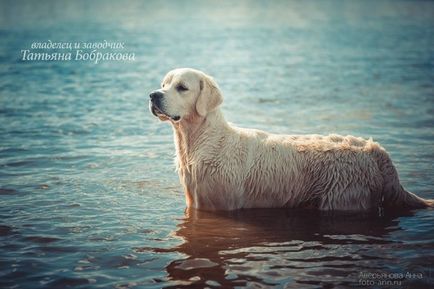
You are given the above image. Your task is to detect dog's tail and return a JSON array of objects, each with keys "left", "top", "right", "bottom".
[
  {"left": 387, "top": 186, "right": 433, "bottom": 209},
  {"left": 373, "top": 146, "right": 433, "bottom": 209}
]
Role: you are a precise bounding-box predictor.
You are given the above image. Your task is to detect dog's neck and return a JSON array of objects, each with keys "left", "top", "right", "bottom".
[{"left": 172, "top": 109, "right": 227, "bottom": 171}]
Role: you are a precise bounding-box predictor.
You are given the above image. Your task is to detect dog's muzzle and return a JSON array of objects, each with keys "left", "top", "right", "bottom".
[
  {"left": 149, "top": 90, "right": 181, "bottom": 121},
  {"left": 149, "top": 90, "right": 164, "bottom": 116}
]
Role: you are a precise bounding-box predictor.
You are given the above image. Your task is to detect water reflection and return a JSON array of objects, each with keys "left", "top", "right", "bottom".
[{"left": 161, "top": 208, "right": 410, "bottom": 288}]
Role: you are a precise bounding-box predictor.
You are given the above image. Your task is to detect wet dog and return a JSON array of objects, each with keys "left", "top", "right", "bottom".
[{"left": 149, "top": 68, "right": 433, "bottom": 211}]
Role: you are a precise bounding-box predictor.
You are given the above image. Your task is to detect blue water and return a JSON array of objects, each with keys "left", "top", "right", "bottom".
[{"left": 1, "top": 0, "right": 433, "bottom": 288}]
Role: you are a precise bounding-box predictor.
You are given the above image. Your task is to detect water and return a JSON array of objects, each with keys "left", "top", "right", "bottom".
[{"left": 0, "top": 0, "right": 433, "bottom": 288}]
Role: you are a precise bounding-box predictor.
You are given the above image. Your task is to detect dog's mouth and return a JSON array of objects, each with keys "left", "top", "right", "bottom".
[{"left": 149, "top": 102, "right": 180, "bottom": 122}]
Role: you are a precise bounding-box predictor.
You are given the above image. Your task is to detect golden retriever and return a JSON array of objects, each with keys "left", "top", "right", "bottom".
[{"left": 149, "top": 68, "right": 432, "bottom": 211}]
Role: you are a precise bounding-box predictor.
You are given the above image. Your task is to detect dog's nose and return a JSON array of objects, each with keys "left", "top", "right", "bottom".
[{"left": 149, "top": 91, "right": 163, "bottom": 101}]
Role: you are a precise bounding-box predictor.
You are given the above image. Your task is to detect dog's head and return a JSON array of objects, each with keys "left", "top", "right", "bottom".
[{"left": 149, "top": 68, "right": 223, "bottom": 122}]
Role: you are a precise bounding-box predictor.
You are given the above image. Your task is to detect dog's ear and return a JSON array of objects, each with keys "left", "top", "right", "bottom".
[{"left": 196, "top": 74, "right": 223, "bottom": 117}]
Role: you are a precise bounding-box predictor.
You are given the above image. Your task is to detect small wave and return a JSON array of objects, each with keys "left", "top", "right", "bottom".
[
  {"left": 24, "top": 236, "right": 62, "bottom": 244},
  {"left": 0, "top": 225, "right": 14, "bottom": 236},
  {"left": 0, "top": 188, "right": 18, "bottom": 195}
]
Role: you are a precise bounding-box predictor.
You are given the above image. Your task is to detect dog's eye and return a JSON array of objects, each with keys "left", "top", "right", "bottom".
[{"left": 176, "top": 84, "right": 188, "bottom": 92}]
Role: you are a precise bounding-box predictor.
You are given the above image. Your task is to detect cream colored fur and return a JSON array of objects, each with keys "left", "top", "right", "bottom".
[{"left": 150, "top": 68, "right": 433, "bottom": 211}]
